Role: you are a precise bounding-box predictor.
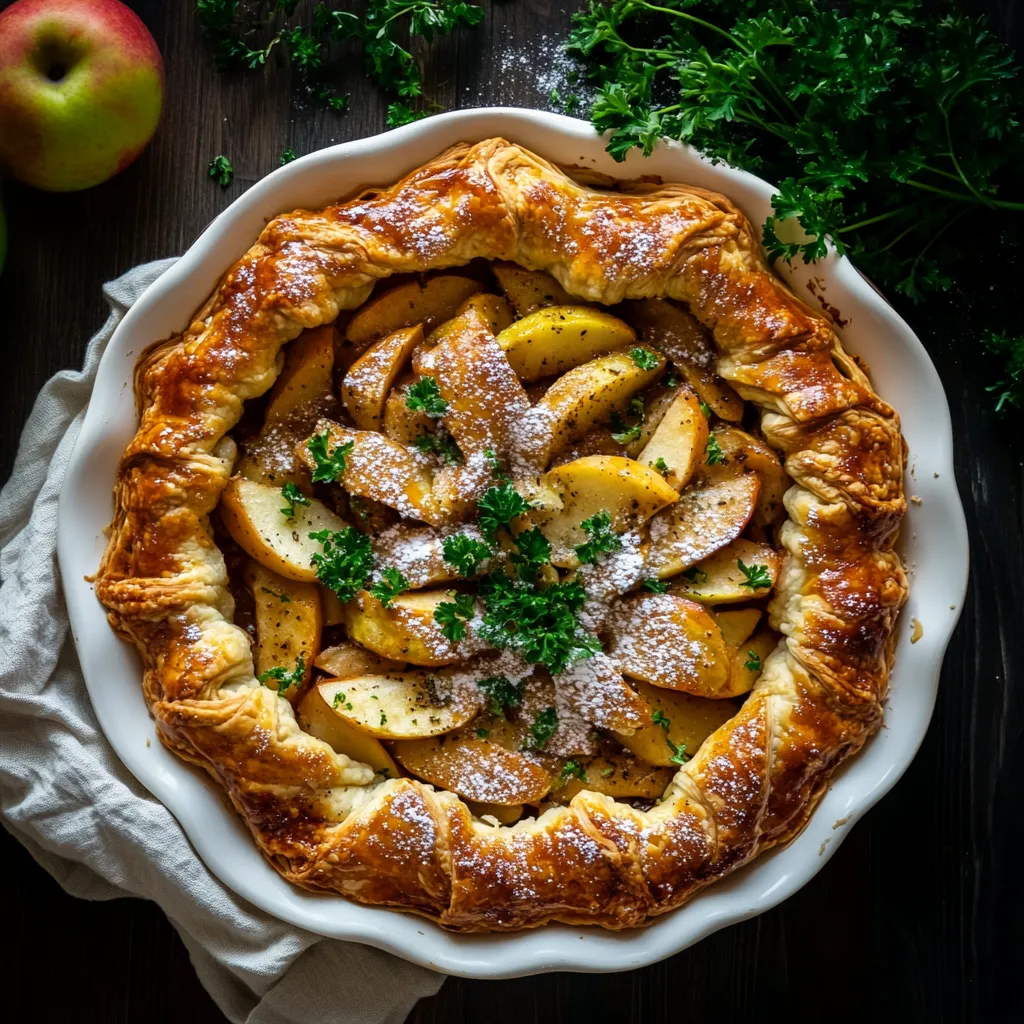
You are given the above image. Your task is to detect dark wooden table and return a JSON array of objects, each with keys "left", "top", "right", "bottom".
[{"left": 2, "top": 2, "right": 1022, "bottom": 1021}]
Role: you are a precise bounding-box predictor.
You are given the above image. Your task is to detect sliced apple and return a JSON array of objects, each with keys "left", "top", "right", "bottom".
[
  {"left": 341, "top": 324, "right": 423, "bottom": 431},
  {"left": 646, "top": 474, "right": 760, "bottom": 579},
  {"left": 264, "top": 324, "right": 338, "bottom": 425},
  {"left": 705, "top": 426, "right": 789, "bottom": 525},
  {"left": 714, "top": 607, "right": 762, "bottom": 647},
  {"left": 321, "top": 588, "right": 346, "bottom": 626},
  {"left": 298, "top": 685, "right": 398, "bottom": 775},
  {"left": 346, "top": 274, "right": 483, "bottom": 348},
  {"left": 522, "top": 347, "right": 665, "bottom": 464},
  {"left": 555, "top": 651, "right": 652, "bottom": 732},
  {"left": 314, "top": 641, "right": 405, "bottom": 678},
  {"left": 438, "top": 292, "right": 515, "bottom": 339},
  {"left": 495, "top": 306, "right": 637, "bottom": 381},
  {"left": 624, "top": 298, "right": 715, "bottom": 368},
  {"left": 392, "top": 731, "right": 552, "bottom": 805},
  {"left": 244, "top": 561, "right": 321, "bottom": 699},
  {"left": 728, "top": 629, "right": 779, "bottom": 697},
  {"left": 317, "top": 673, "right": 480, "bottom": 739},
  {"left": 669, "top": 538, "right": 781, "bottom": 605},
  {"left": 553, "top": 753, "right": 673, "bottom": 802},
  {"left": 219, "top": 476, "right": 347, "bottom": 581},
  {"left": 677, "top": 363, "right": 744, "bottom": 423},
  {"left": 298, "top": 419, "right": 438, "bottom": 524},
  {"left": 528, "top": 455, "right": 678, "bottom": 567},
  {"left": 490, "top": 261, "right": 582, "bottom": 316},
  {"left": 610, "top": 593, "right": 735, "bottom": 697},
  {"left": 372, "top": 524, "right": 481, "bottom": 589},
  {"left": 637, "top": 388, "right": 709, "bottom": 490},
  {"left": 342, "top": 589, "right": 468, "bottom": 667},
  {"left": 616, "top": 682, "right": 738, "bottom": 767}
]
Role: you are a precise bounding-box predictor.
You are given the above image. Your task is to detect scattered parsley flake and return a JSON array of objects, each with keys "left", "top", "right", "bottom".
[
  {"left": 629, "top": 346, "right": 659, "bottom": 370},
  {"left": 705, "top": 435, "right": 727, "bottom": 466},
  {"left": 682, "top": 566, "right": 708, "bottom": 584},
  {"left": 642, "top": 577, "right": 668, "bottom": 594},
  {"left": 575, "top": 510, "right": 622, "bottom": 565},
  {"left": 331, "top": 691, "right": 353, "bottom": 710},
  {"left": 738, "top": 560, "right": 773, "bottom": 590},
  {"left": 476, "top": 675, "right": 523, "bottom": 717},
  {"left": 280, "top": 148, "right": 297, "bottom": 165},
  {"left": 369, "top": 567, "right": 409, "bottom": 607},
  {"left": 475, "top": 727, "right": 489, "bottom": 739},
  {"left": 280, "top": 481, "right": 310, "bottom": 519},
  {"left": 207, "top": 154, "right": 232, "bottom": 187},
  {"left": 744, "top": 649, "right": 763, "bottom": 672},
  {"left": 558, "top": 759, "right": 588, "bottom": 785},
  {"left": 527, "top": 707, "right": 558, "bottom": 750},
  {"left": 669, "top": 740, "right": 689, "bottom": 766},
  {"left": 406, "top": 376, "right": 448, "bottom": 417},
  {"left": 413, "top": 430, "right": 462, "bottom": 464},
  {"left": 601, "top": 766, "right": 615, "bottom": 778},
  {"left": 699, "top": 401, "right": 713, "bottom": 420},
  {"left": 307, "top": 433, "right": 353, "bottom": 483},
  {"left": 652, "top": 709, "right": 670, "bottom": 731},
  {"left": 379, "top": 710, "right": 387, "bottom": 726},
  {"left": 259, "top": 655, "right": 305, "bottom": 695},
  {"left": 260, "top": 586, "right": 291, "bottom": 603},
  {"left": 653, "top": 456, "right": 671, "bottom": 477}
]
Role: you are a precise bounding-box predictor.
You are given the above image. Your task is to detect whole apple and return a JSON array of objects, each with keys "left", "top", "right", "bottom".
[{"left": 0, "top": 0, "right": 164, "bottom": 191}]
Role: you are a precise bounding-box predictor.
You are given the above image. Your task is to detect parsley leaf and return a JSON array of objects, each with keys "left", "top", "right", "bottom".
[
  {"left": 652, "top": 709, "right": 670, "bottom": 731},
  {"left": 744, "top": 649, "right": 763, "bottom": 672},
  {"left": 280, "top": 148, "right": 297, "bottom": 164},
  {"left": 699, "top": 400, "right": 713, "bottom": 420},
  {"left": 668, "top": 740, "right": 689, "bottom": 766},
  {"left": 737, "top": 559, "right": 773, "bottom": 590},
  {"left": 442, "top": 534, "right": 492, "bottom": 577},
  {"left": 629, "top": 346, "right": 659, "bottom": 370},
  {"left": 476, "top": 675, "right": 523, "bottom": 717},
  {"left": 207, "top": 154, "right": 233, "bottom": 187},
  {"left": 981, "top": 331, "right": 1024, "bottom": 414},
  {"left": 653, "top": 456, "right": 671, "bottom": 477},
  {"left": 682, "top": 566, "right": 708, "bottom": 584},
  {"left": 260, "top": 586, "right": 291, "bottom": 603},
  {"left": 307, "top": 433, "right": 354, "bottom": 483},
  {"left": 280, "top": 481, "right": 310, "bottom": 519},
  {"left": 574, "top": 510, "right": 622, "bottom": 564},
  {"left": 642, "top": 577, "right": 668, "bottom": 594},
  {"left": 406, "top": 376, "right": 448, "bottom": 417},
  {"left": 369, "top": 567, "right": 409, "bottom": 607},
  {"left": 413, "top": 430, "right": 462, "bottom": 464},
  {"left": 387, "top": 102, "right": 429, "bottom": 128},
  {"left": 477, "top": 482, "right": 531, "bottom": 541},
  {"left": 705, "top": 435, "right": 727, "bottom": 466},
  {"left": 259, "top": 654, "right": 305, "bottom": 695},
  {"left": 558, "top": 759, "right": 588, "bottom": 785},
  {"left": 527, "top": 707, "right": 558, "bottom": 750},
  {"left": 509, "top": 527, "right": 552, "bottom": 581},
  {"left": 331, "top": 690, "right": 353, "bottom": 710},
  {"left": 433, "top": 592, "right": 475, "bottom": 642},
  {"left": 309, "top": 527, "right": 374, "bottom": 600}
]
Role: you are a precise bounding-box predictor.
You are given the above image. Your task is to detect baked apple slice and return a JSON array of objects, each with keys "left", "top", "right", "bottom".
[
  {"left": 244, "top": 561, "right": 321, "bottom": 699},
  {"left": 714, "top": 607, "right": 762, "bottom": 647},
  {"left": 552, "top": 753, "right": 674, "bottom": 803},
  {"left": 220, "top": 476, "right": 347, "bottom": 581},
  {"left": 495, "top": 306, "right": 636, "bottom": 381},
  {"left": 342, "top": 588, "right": 471, "bottom": 667},
  {"left": 669, "top": 538, "right": 781, "bottom": 604},
  {"left": 317, "top": 672, "right": 481, "bottom": 739},
  {"left": 297, "top": 685, "right": 398, "bottom": 776},
  {"left": 490, "top": 261, "right": 581, "bottom": 315},
  {"left": 705, "top": 426, "right": 790, "bottom": 525},
  {"left": 637, "top": 387, "right": 709, "bottom": 490},
  {"left": 623, "top": 298, "right": 715, "bottom": 368},
  {"left": 345, "top": 273, "right": 483, "bottom": 347},
  {"left": 341, "top": 324, "right": 423, "bottom": 431},
  {"left": 646, "top": 474, "right": 760, "bottom": 579},
  {"left": 431, "top": 293, "right": 515, "bottom": 340},
  {"left": 727, "top": 629, "right": 779, "bottom": 697},
  {"left": 610, "top": 593, "right": 735, "bottom": 698},
  {"left": 313, "top": 641, "right": 405, "bottom": 678},
  {"left": 528, "top": 455, "right": 678, "bottom": 568},
  {"left": 264, "top": 324, "right": 338, "bottom": 424},
  {"left": 615, "top": 681, "right": 738, "bottom": 767}
]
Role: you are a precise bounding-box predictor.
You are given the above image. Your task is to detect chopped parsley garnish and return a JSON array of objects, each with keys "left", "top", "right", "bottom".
[
  {"left": 484, "top": 447, "right": 506, "bottom": 479},
  {"left": 558, "top": 759, "right": 588, "bottom": 785},
  {"left": 380, "top": 710, "right": 387, "bottom": 726},
  {"left": 260, "top": 586, "right": 291, "bottom": 603},
  {"left": 668, "top": 740, "right": 689, "bottom": 766},
  {"left": 682, "top": 566, "right": 708, "bottom": 584},
  {"left": 280, "top": 148, "right": 297, "bottom": 164},
  {"left": 601, "top": 766, "right": 615, "bottom": 778},
  {"left": 574, "top": 510, "right": 622, "bottom": 565},
  {"left": 477, "top": 574, "right": 600, "bottom": 674},
  {"left": 653, "top": 456, "right": 671, "bottom": 477},
  {"left": 476, "top": 675, "right": 523, "bottom": 717},
  {"left": 652, "top": 709, "right": 671, "bottom": 731},
  {"left": 477, "top": 482, "right": 531, "bottom": 541},
  {"left": 442, "top": 534, "right": 492, "bottom": 577},
  {"left": 705, "top": 435, "right": 727, "bottom": 466},
  {"left": 307, "top": 432, "right": 354, "bottom": 483},
  {"left": 699, "top": 401, "right": 713, "bottom": 420},
  {"left": 610, "top": 420, "right": 642, "bottom": 444},
  {"left": 405, "top": 376, "right": 448, "bottom": 417},
  {"left": 413, "top": 430, "right": 461, "bottom": 464},
  {"left": 738, "top": 560, "right": 773, "bottom": 590},
  {"left": 475, "top": 727, "right": 489, "bottom": 739},
  {"left": 629, "top": 346, "right": 659, "bottom": 370},
  {"left": 259, "top": 655, "right": 305, "bottom": 695},
  {"left": 280, "top": 481, "right": 310, "bottom": 519},
  {"left": 433, "top": 592, "right": 475, "bottom": 643},
  {"left": 527, "top": 707, "right": 558, "bottom": 750},
  {"left": 744, "top": 650, "right": 763, "bottom": 673},
  {"left": 665, "top": 374, "right": 678, "bottom": 388},
  {"left": 369, "top": 567, "right": 409, "bottom": 607},
  {"left": 509, "top": 526, "right": 552, "bottom": 581},
  {"left": 332, "top": 691, "right": 353, "bottom": 711},
  {"left": 642, "top": 577, "right": 668, "bottom": 594},
  {"left": 207, "top": 154, "right": 232, "bottom": 187},
  {"left": 309, "top": 527, "right": 374, "bottom": 600},
  {"left": 387, "top": 102, "right": 429, "bottom": 128}
]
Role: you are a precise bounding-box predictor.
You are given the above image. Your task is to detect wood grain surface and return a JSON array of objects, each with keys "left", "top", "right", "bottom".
[{"left": 1, "top": 2, "right": 1022, "bottom": 1021}]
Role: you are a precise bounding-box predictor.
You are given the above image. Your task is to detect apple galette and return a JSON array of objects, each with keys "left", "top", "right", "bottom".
[{"left": 95, "top": 139, "right": 907, "bottom": 930}]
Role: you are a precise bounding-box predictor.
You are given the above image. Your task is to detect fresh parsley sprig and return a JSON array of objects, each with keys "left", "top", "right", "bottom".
[
  {"left": 737, "top": 559, "right": 772, "bottom": 590},
  {"left": 369, "top": 567, "right": 410, "bottom": 606},
  {"left": 307, "top": 433, "right": 354, "bottom": 483},
  {"left": 574, "top": 510, "right": 622, "bottom": 565},
  {"left": 434, "top": 591, "right": 475, "bottom": 642},
  {"left": 477, "top": 482, "right": 532, "bottom": 541},
  {"left": 309, "top": 527, "right": 374, "bottom": 600},
  {"left": 259, "top": 654, "right": 305, "bottom": 695},
  {"left": 280, "top": 481, "right": 310, "bottom": 519},
  {"left": 442, "top": 533, "right": 492, "bottom": 577},
  {"left": 406, "top": 377, "right": 449, "bottom": 418}
]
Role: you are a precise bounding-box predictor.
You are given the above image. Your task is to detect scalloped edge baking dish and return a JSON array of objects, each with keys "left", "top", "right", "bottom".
[{"left": 56, "top": 108, "right": 968, "bottom": 979}]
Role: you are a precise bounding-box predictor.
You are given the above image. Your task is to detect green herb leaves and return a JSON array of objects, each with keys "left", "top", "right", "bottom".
[
  {"left": 307, "top": 432, "right": 353, "bottom": 483},
  {"left": 259, "top": 655, "right": 305, "bottom": 695},
  {"left": 280, "top": 481, "right": 310, "bottom": 519},
  {"left": 527, "top": 707, "right": 558, "bottom": 750},
  {"left": 744, "top": 649, "right": 762, "bottom": 672},
  {"left": 207, "top": 154, "right": 233, "bottom": 187},
  {"left": 477, "top": 482, "right": 531, "bottom": 541},
  {"left": 413, "top": 430, "right": 461, "bottom": 463},
  {"left": 309, "top": 527, "right": 374, "bottom": 600},
  {"left": 737, "top": 559, "right": 772, "bottom": 590},
  {"left": 981, "top": 330, "right": 1024, "bottom": 414},
  {"left": 575, "top": 510, "right": 622, "bottom": 565},
  {"left": 442, "top": 534, "right": 492, "bottom": 577},
  {"left": 629, "top": 346, "right": 659, "bottom": 370},
  {"left": 705, "top": 435, "right": 727, "bottom": 466},
  {"left": 476, "top": 675, "right": 523, "bottom": 717},
  {"left": 369, "top": 567, "right": 410, "bottom": 606},
  {"left": 433, "top": 592, "right": 475, "bottom": 642},
  {"left": 406, "top": 376, "right": 449, "bottom": 417}
]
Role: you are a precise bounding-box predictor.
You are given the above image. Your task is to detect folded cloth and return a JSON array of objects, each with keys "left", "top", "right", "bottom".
[{"left": 0, "top": 260, "right": 445, "bottom": 1024}]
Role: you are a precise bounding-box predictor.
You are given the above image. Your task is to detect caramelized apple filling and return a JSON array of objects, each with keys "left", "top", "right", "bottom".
[{"left": 215, "top": 262, "right": 791, "bottom": 824}]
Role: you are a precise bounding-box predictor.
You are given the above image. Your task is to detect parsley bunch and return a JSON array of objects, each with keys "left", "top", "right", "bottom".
[
  {"left": 196, "top": 1, "right": 482, "bottom": 122},
  {"left": 568, "top": 0, "right": 1024, "bottom": 409}
]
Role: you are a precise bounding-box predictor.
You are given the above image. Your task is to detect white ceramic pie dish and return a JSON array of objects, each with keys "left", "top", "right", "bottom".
[{"left": 57, "top": 108, "right": 968, "bottom": 978}]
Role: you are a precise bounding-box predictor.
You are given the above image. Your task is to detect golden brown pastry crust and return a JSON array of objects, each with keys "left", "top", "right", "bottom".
[{"left": 94, "top": 138, "right": 907, "bottom": 931}]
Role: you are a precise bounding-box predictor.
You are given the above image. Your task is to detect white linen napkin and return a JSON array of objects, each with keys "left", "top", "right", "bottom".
[{"left": 0, "top": 259, "right": 445, "bottom": 1024}]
